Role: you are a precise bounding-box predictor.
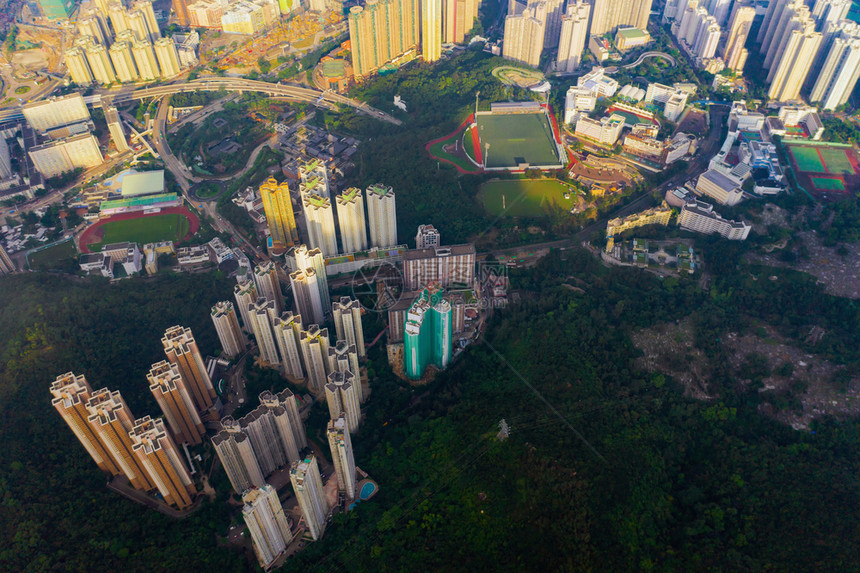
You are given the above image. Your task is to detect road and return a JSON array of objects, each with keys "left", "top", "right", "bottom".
[
  {"left": 605, "top": 51, "right": 677, "bottom": 74},
  {"left": 149, "top": 95, "right": 267, "bottom": 260},
  {"left": 105, "top": 77, "right": 402, "bottom": 125}
]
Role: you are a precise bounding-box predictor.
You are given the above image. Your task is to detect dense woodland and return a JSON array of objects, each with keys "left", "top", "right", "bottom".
[{"left": 2, "top": 236, "right": 860, "bottom": 570}]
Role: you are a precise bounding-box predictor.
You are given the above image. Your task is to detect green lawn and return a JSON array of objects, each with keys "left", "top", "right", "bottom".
[
  {"left": 88, "top": 214, "right": 189, "bottom": 250},
  {"left": 789, "top": 146, "right": 825, "bottom": 173},
  {"left": 195, "top": 182, "right": 222, "bottom": 198},
  {"left": 819, "top": 148, "right": 856, "bottom": 175},
  {"left": 811, "top": 176, "right": 846, "bottom": 190},
  {"left": 28, "top": 240, "right": 77, "bottom": 271},
  {"left": 476, "top": 112, "right": 561, "bottom": 169},
  {"left": 479, "top": 179, "right": 576, "bottom": 217}
]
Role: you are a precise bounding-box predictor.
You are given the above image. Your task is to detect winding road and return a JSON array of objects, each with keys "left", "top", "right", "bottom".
[{"left": 605, "top": 51, "right": 677, "bottom": 74}]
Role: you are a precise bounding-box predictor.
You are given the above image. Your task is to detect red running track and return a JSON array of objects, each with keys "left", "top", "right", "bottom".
[
  {"left": 425, "top": 113, "right": 483, "bottom": 175},
  {"left": 78, "top": 206, "right": 200, "bottom": 254}
]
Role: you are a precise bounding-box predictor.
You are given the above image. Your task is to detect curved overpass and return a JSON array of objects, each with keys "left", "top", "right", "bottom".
[
  {"left": 623, "top": 51, "right": 676, "bottom": 69},
  {"left": 605, "top": 51, "right": 677, "bottom": 74},
  {"left": 114, "top": 78, "right": 402, "bottom": 125}
]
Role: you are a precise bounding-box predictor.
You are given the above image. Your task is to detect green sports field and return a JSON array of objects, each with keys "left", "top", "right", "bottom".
[
  {"left": 28, "top": 240, "right": 77, "bottom": 271},
  {"left": 479, "top": 179, "right": 576, "bottom": 217},
  {"left": 789, "top": 146, "right": 825, "bottom": 173},
  {"left": 811, "top": 176, "right": 846, "bottom": 190},
  {"left": 476, "top": 112, "right": 562, "bottom": 169},
  {"left": 87, "top": 214, "right": 189, "bottom": 250},
  {"left": 818, "top": 148, "right": 856, "bottom": 175}
]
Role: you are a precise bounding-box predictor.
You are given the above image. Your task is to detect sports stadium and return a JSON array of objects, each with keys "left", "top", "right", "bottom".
[{"left": 468, "top": 102, "right": 566, "bottom": 171}]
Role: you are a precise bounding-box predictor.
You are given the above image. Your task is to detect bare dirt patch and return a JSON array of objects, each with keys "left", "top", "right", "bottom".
[
  {"left": 723, "top": 324, "right": 860, "bottom": 430},
  {"left": 747, "top": 230, "right": 860, "bottom": 298},
  {"left": 631, "top": 318, "right": 713, "bottom": 400},
  {"left": 634, "top": 320, "right": 860, "bottom": 430}
]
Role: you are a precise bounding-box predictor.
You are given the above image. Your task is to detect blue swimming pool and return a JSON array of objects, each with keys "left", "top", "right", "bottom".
[{"left": 359, "top": 482, "right": 377, "bottom": 500}]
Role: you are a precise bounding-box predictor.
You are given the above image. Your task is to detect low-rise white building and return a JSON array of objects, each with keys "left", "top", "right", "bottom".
[
  {"left": 577, "top": 66, "right": 619, "bottom": 97},
  {"left": 79, "top": 253, "right": 114, "bottom": 277},
  {"left": 575, "top": 114, "right": 625, "bottom": 145},
  {"left": 564, "top": 86, "right": 597, "bottom": 124},
  {"left": 678, "top": 199, "right": 750, "bottom": 240},
  {"left": 696, "top": 169, "right": 744, "bottom": 206}
]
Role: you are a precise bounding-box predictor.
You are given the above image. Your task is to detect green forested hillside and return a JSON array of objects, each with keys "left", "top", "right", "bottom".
[{"left": 2, "top": 247, "right": 859, "bottom": 571}]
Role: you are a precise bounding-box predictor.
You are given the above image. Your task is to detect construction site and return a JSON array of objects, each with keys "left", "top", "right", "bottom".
[{"left": 214, "top": 9, "right": 344, "bottom": 71}]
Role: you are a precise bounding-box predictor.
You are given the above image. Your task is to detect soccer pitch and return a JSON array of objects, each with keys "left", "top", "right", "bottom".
[
  {"left": 479, "top": 179, "right": 575, "bottom": 217},
  {"left": 476, "top": 112, "right": 562, "bottom": 169},
  {"left": 88, "top": 214, "right": 189, "bottom": 250},
  {"left": 789, "top": 146, "right": 825, "bottom": 173}
]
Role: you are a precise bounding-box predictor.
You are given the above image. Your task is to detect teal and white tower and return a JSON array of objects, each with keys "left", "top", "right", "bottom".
[{"left": 403, "top": 286, "right": 452, "bottom": 380}]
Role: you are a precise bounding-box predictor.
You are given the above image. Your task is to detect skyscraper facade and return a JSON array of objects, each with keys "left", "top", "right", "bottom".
[
  {"left": 767, "top": 27, "right": 822, "bottom": 101},
  {"left": 556, "top": 1, "right": 590, "bottom": 73},
  {"left": 65, "top": 47, "right": 95, "bottom": 85},
  {"left": 422, "top": 0, "right": 443, "bottom": 62},
  {"left": 132, "top": 40, "right": 160, "bottom": 80},
  {"left": 347, "top": 0, "right": 421, "bottom": 77},
  {"left": 249, "top": 298, "right": 281, "bottom": 367},
  {"left": 325, "top": 370, "right": 362, "bottom": 432},
  {"left": 327, "top": 341, "right": 361, "bottom": 389},
  {"left": 810, "top": 29, "right": 860, "bottom": 110},
  {"left": 273, "top": 312, "right": 305, "bottom": 380},
  {"left": 234, "top": 280, "right": 258, "bottom": 334},
  {"left": 211, "top": 301, "right": 246, "bottom": 358},
  {"left": 289, "top": 454, "right": 329, "bottom": 540},
  {"left": 443, "top": 0, "right": 479, "bottom": 44},
  {"left": 154, "top": 37, "right": 181, "bottom": 77},
  {"left": 51, "top": 372, "right": 120, "bottom": 475},
  {"left": 254, "top": 261, "right": 284, "bottom": 315},
  {"left": 172, "top": 0, "right": 191, "bottom": 26},
  {"left": 332, "top": 296, "right": 366, "bottom": 358},
  {"left": 290, "top": 269, "right": 325, "bottom": 326},
  {"left": 109, "top": 41, "right": 138, "bottom": 83},
  {"left": 503, "top": 6, "right": 546, "bottom": 67},
  {"left": 327, "top": 414, "right": 356, "bottom": 499},
  {"left": 147, "top": 360, "right": 205, "bottom": 445},
  {"left": 86, "top": 388, "right": 154, "bottom": 491},
  {"left": 212, "top": 417, "right": 266, "bottom": 493},
  {"left": 242, "top": 485, "right": 293, "bottom": 568},
  {"left": 722, "top": 5, "right": 755, "bottom": 72},
  {"left": 104, "top": 105, "right": 129, "bottom": 153},
  {"left": 129, "top": 416, "right": 196, "bottom": 509},
  {"left": 302, "top": 193, "right": 338, "bottom": 258},
  {"left": 335, "top": 187, "right": 368, "bottom": 254},
  {"left": 589, "top": 0, "right": 653, "bottom": 35},
  {"left": 161, "top": 326, "right": 216, "bottom": 415},
  {"left": 0, "top": 244, "right": 16, "bottom": 274},
  {"left": 259, "top": 177, "right": 299, "bottom": 251},
  {"left": 286, "top": 244, "right": 330, "bottom": 315},
  {"left": 298, "top": 159, "right": 330, "bottom": 198},
  {"left": 365, "top": 184, "right": 398, "bottom": 249},
  {"left": 299, "top": 325, "right": 331, "bottom": 393},
  {"left": 404, "top": 286, "right": 453, "bottom": 380}
]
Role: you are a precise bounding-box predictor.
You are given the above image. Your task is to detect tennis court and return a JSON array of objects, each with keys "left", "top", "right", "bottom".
[
  {"left": 476, "top": 112, "right": 562, "bottom": 169},
  {"left": 811, "top": 176, "right": 846, "bottom": 190},
  {"left": 789, "top": 146, "right": 825, "bottom": 173},
  {"left": 819, "top": 148, "right": 856, "bottom": 175}
]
